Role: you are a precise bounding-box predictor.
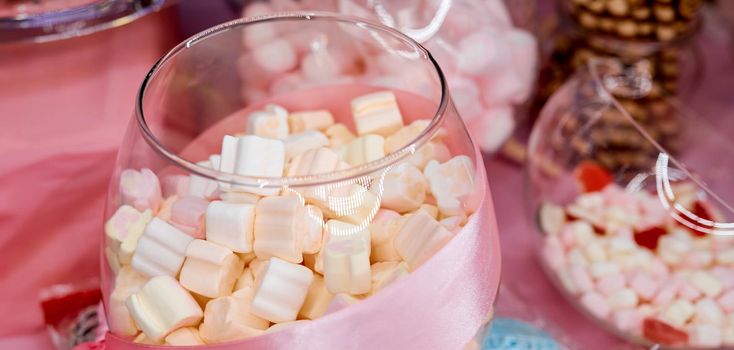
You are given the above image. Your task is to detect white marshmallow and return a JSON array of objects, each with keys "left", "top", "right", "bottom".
[
  {"left": 284, "top": 130, "right": 329, "bottom": 160},
  {"left": 406, "top": 141, "right": 451, "bottom": 170},
  {"left": 377, "top": 163, "right": 427, "bottom": 213},
  {"left": 688, "top": 324, "right": 723, "bottom": 348},
  {"left": 250, "top": 258, "right": 314, "bottom": 323},
  {"left": 424, "top": 155, "right": 476, "bottom": 217},
  {"left": 219, "top": 135, "right": 285, "bottom": 195},
  {"left": 325, "top": 123, "right": 356, "bottom": 148},
  {"left": 180, "top": 240, "right": 243, "bottom": 298},
  {"left": 253, "top": 196, "right": 306, "bottom": 263},
  {"left": 394, "top": 211, "right": 453, "bottom": 270},
  {"left": 233, "top": 267, "right": 254, "bottom": 292},
  {"left": 220, "top": 191, "right": 261, "bottom": 205},
  {"left": 108, "top": 266, "right": 148, "bottom": 337},
  {"left": 165, "top": 327, "right": 204, "bottom": 346},
  {"left": 246, "top": 104, "right": 289, "bottom": 139},
  {"left": 383, "top": 120, "right": 432, "bottom": 154},
  {"left": 298, "top": 274, "right": 334, "bottom": 320},
  {"left": 537, "top": 202, "right": 566, "bottom": 236},
  {"left": 126, "top": 276, "right": 203, "bottom": 342},
  {"left": 694, "top": 298, "right": 724, "bottom": 325},
  {"left": 325, "top": 293, "right": 361, "bottom": 315},
  {"left": 205, "top": 201, "right": 256, "bottom": 253},
  {"left": 131, "top": 218, "right": 194, "bottom": 277},
  {"left": 323, "top": 226, "right": 372, "bottom": 295},
  {"left": 188, "top": 159, "right": 220, "bottom": 199},
  {"left": 316, "top": 220, "right": 372, "bottom": 275},
  {"left": 198, "top": 287, "right": 270, "bottom": 343},
  {"left": 340, "top": 134, "right": 386, "bottom": 166},
  {"left": 660, "top": 299, "right": 696, "bottom": 327},
  {"left": 371, "top": 261, "right": 409, "bottom": 293},
  {"left": 105, "top": 205, "right": 153, "bottom": 266},
  {"left": 689, "top": 271, "right": 723, "bottom": 298},
  {"left": 369, "top": 211, "right": 404, "bottom": 263},
  {"left": 351, "top": 91, "right": 404, "bottom": 137},
  {"left": 287, "top": 147, "right": 342, "bottom": 177},
  {"left": 288, "top": 110, "right": 335, "bottom": 133},
  {"left": 302, "top": 205, "right": 325, "bottom": 254},
  {"left": 607, "top": 288, "right": 639, "bottom": 309}
]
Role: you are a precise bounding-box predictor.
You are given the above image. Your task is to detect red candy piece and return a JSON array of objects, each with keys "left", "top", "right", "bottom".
[
  {"left": 574, "top": 161, "right": 614, "bottom": 193},
  {"left": 634, "top": 226, "right": 667, "bottom": 250},
  {"left": 642, "top": 318, "right": 688, "bottom": 346},
  {"left": 685, "top": 201, "right": 716, "bottom": 237}
]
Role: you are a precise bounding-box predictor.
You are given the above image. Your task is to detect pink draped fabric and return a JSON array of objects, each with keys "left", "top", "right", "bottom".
[
  {"left": 99, "top": 150, "right": 500, "bottom": 350},
  {"left": 0, "top": 9, "right": 179, "bottom": 337}
]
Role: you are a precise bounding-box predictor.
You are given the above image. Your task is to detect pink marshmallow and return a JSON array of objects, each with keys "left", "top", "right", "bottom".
[
  {"left": 474, "top": 106, "right": 515, "bottom": 154},
  {"left": 504, "top": 29, "right": 538, "bottom": 104},
  {"left": 711, "top": 267, "right": 734, "bottom": 289},
  {"left": 647, "top": 257, "right": 670, "bottom": 279},
  {"left": 446, "top": 76, "right": 482, "bottom": 120},
  {"left": 542, "top": 237, "right": 566, "bottom": 270},
  {"left": 270, "top": 73, "right": 305, "bottom": 96},
  {"left": 653, "top": 280, "right": 680, "bottom": 306},
  {"left": 171, "top": 196, "right": 208, "bottom": 239},
  {"left": 602, "top": 186, "right": 637, "bottom": 209},
  {"left": 253, "top": 39, "right": 297, "bottom": 74},
  {"left": 120, "top": 168, "right": 162, "bottom": 213},
  {"left": 596, "top": 272, "right": 626, "bottom": 297},
  {"left": 301, "top": 50, "right": 348, "bottom": 82},
  {"left": 678, "top": 280, "right": 702, "bottom": 302},
  {"left": 456, "top": 31, "right": 503, "bottom": 76},
  {"left": 569, "top": 264, "right": 594, "bottom": 293},
  {"left": 628, "top": 272, "right": 659, "bottom": 301},
  {"left": 560, "top": 223, "right": 577, "bottom": 249},
  {"left": 161, "top": 175, "right": 190, "bottom": 198},
  {"left": 480, "top": 67, "right": 527, "bottom": 107},
  {"left": 372, "top": 209, "right": 401, "bottom": 224},
  {"left": 580, "top": 292, "right": 611, "bottom": 319},
  {"left": 717, "top": 290, "right": 734, "bottom": 313},
  {"left": 241, "top": 1, "right": 279, "bottom": 49},
  {"left": 679, "top": 250, "right": 713, "bottom": 269},
  {"left": 612, "top": 308, "right": 643, "bottom": 334}
]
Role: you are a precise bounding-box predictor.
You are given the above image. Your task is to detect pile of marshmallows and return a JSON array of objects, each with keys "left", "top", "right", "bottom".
[
  {"left": 541, "top": 182, "right": 734, "bottom": 348},
  {"left": 238, "top": 0, "right": 538, "bottom": 153},
  {"left": 104, "top": 91, "right": 477, "bottom": 345}
]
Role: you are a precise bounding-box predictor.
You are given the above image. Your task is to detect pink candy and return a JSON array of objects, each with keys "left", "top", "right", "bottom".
[
  {"left": 596, "top": 273, "right": 626, "bottom": 297},
  {"left": 569, "top": 264, "right": 594, "bottom": 293},
  {"left": 580, "top": 292, "right": 611, "bottom": 319},
  {"left": 170, "top": 196, "right": 209, "bottom": 239},
  {"left": 119, "top": 168, "right": 162, "bottom": 213},
  {"left": 628, "top": 272, "right": 659, "bottom": 301}
]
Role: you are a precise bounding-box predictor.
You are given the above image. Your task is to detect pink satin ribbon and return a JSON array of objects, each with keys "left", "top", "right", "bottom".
[{"left": 97, "top": 146, "right": 500, "bottom": 350}]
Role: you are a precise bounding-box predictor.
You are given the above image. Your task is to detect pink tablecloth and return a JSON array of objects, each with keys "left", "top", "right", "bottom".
[{"left": 0, "top": 7, "right": 179, "bottom": 341}]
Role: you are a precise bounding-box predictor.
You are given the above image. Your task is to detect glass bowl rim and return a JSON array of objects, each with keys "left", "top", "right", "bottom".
[
  {"left": 0, "top": 0, "right": 167, "bottom": 44},
  {"left": 135, "top": 11, "right": 452, "bottom": 189}
]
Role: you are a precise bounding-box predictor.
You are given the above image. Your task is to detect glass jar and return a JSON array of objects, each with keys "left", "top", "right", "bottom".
[
  {"left": 527, "top": 57, "right": 734, "bottom": 349},
  {"left": 101, "top": 13, "right": 499, "bottom": 348}
]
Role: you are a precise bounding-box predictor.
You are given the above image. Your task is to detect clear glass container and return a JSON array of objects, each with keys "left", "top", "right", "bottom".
[
  {"left": 527, "top": 57, "right": 734, "bottom": 349},
  {"left": 101, "top": 12, "right": 498, "bottom": 348}
]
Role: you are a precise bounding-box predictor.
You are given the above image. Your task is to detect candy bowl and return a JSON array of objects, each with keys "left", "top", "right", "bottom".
[
  {"left": 527, "top": 57, "right": 734, "bottom": 349},
  {"left": 101, "top": 13, "right": 500, "bottom": 349}
]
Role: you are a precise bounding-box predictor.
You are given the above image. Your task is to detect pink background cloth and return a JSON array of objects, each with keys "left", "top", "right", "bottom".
[
  {"left": 2, "top": 2, "right": 734, "bottom": 349},
  {"left": 0, "top": 8, "right": 179, "bottom": 340}
]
